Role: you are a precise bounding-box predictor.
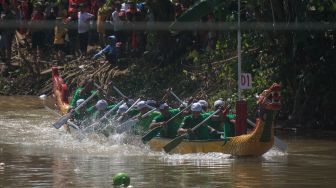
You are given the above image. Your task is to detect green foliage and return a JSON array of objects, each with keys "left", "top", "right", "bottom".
[{"left": 168, "top": 0, "right": 336, "bottom": 128}]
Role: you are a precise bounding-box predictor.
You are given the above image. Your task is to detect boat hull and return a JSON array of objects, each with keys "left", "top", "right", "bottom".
[{"left": 148, "top": 134, "right": 274, "bottom": 156}]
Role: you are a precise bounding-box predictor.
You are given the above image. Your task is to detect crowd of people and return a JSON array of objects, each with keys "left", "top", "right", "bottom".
[
  {"left": 68, "top": 78, "right": 236, "bottom": 140},
  {"left": 0, "top": 0, "right": 218, "bottom": 74}
]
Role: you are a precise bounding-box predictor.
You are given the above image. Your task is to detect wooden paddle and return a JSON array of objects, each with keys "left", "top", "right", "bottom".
[
  {"left": 163, "top": 108, "right": 222, "bottom": 153},
  {"left": 141, "top": 103, "right": 193, "bottom": 144},
  {"left": 169, "top": 89, "right": 187, "bottom": 107},
  {"left": 52, "top": 90, "right": 99, "bottom": 129},
  {"left": 246, "top": 119, "right": 287, "bottom": 152},
  {"left": 112, "top": 84, "right": 127, "bottom": 98}
]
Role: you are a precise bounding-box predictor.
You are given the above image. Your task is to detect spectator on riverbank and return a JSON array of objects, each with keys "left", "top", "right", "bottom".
[
  {"left": 96, "top": 1, "right": 111, "bottom": 47},
  {"left": 54, "top": 17, "right": 68, "bottom": 62},
  {"left": 111, "top": 1, "right": 122, "bottom": 39},
  {"left": 92, "top": 35, "right": 120, "bottom": 64},
  {"left": 126, "top": 0, "right": 140, "bottom": 53},
  {"left": 77, "top": 4, "right": 94, "bottom": 55},
  {"left": 0, "top": 0, "right": 15, "bottom": 71},
  {"left": 30, "top": 2, "right": 45, "bottom": 72},
  {"left": 16, "top": 0, "right": 30, "bottom": 35},
  {"left": 65, "top": 10, "right": 79, "bottom": 56},
  {"left": 45, "top": 5, "right": 57, "bottom": 48}
]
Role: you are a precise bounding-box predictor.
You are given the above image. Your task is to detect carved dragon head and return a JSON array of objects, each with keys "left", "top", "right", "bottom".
[{"left": 257, "top": 83, "right": 281, "bottom": 110}]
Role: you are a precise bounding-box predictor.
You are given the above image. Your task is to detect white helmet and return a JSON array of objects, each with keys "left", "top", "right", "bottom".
[
  {"left": 137, "top": 101, "right": 147, "bottom": 110},
  {"left": 198, "top": 100, "right": 208, "bottom": 108},
  {"left": 159, "top": 103, "right": 169, "bottom": 110},
  {"left": 96, "top": 100, "right": 108, "bottom": 110},
  {"left": 126, "top": 99, "right": 135, "bottom": 106},
  {"left": 76, "top": 99, "right": 85, "bottom": 107},
  {"left": 146, "top": 100, "right": 157, "bottom": 106},
  {"left": 191, "top": 102, "right": 202, "bottom": 112},
  {"left": 117, "top": 104, "right": 128, "bottom": 114},
  {"left": 214, "top": 99, "right": 225, "bottom": 109}
]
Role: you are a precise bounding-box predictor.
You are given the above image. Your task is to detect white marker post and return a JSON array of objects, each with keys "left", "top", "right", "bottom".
[
  {"left": 236, "top": 0, "right": 248, "bottom": 136},
  {"left": 237, "top": 0, "right": 242, "bottom": 100}
]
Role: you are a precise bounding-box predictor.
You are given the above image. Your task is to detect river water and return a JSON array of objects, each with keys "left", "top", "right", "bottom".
[{"left": 0, "top": 96, "right": 336, "bottom": 188}]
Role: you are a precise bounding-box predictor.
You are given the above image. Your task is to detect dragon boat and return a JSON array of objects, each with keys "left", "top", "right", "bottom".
[
  {"left": 148, "top": 83, "right": 281, "bottom": 156},
  {"left": 52, "top": 66, "right": 282, "bottom": 156}
]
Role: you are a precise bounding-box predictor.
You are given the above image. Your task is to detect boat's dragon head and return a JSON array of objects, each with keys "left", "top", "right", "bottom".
[{"left": 257, "top": 83, "right": 281, "bottom": 111}]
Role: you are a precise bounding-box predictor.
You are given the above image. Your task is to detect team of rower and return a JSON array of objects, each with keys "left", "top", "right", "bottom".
[{"left": 67, "top": 80, "right": 236, "bottom": 140}]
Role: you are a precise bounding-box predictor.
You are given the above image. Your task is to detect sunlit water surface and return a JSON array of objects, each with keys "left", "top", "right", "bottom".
[{"left": 0, "top": 96, "right": 336, "bottom": 187}]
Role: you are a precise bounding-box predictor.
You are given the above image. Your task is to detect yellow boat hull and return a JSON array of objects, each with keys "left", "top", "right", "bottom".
[{"left": 148, "top": 132, "right": 274, "bottom": 156}]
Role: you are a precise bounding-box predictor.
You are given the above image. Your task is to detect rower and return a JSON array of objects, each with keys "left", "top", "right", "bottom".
[
  {"left": 206, "top": 99, "right": 225, "bottom": 139},
  {"left": 178, "top": 103, "right": 215, "bottom": 140},
  {"left": 91, "top": 99, "right": 109, "bottom": 121},
  {"left": 116, "top": 99, "right": 139, "bottom": 122},
  {"left": 133, "top": 101, "right": 160, "bottom": 134},
  {"left": 72, "top": 99, "right": 88, "bottom": 126},
  {"left": 126, "top": 98, "right": 140, "bottom": 117},
  {"left": 146, "top": 99, "right": 158, "bottom": 108},
  {"left": 136, "top": 101, "right": 149, "bottom": 115},
  {"left": 178, "top": 101, "right": 191, "bottom": 117},
  {"left": 179, "top": 102, "right": 187, "bottom": 110},
  {"left": 149, "top": 103, "right": 181, "bottom": 138},
  {"left": 114, "top": 103, "right": 129, "bottom": 121},
  {"left": 69, "top": 78, "right": 98, "bottom": 109},
  {"left": 198, "top": 99, "right": 209, "bottom": 112}
]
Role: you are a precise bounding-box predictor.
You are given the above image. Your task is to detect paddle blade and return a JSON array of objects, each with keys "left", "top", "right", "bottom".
[
  {"left": 163, "top": 135, "right": 186, "bottom": 153},
  {"left": 141, "top": 127, "right": 162, "bottom": 144},
  {"left": 53, "top": 113, "right": 72, "bottom": 129}
]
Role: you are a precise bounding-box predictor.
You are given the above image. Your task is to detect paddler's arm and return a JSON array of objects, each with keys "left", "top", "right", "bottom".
[
  {"left": 229, "top": 119, "right": 236, "bottom": 124},
  {"left": 149, "top": 120, "right": 166, "bottom": 129},
  {"left": 177, "top": 117, "right": 192, "bottom": 135},
  {"left": 221, "top": 106, "right": 235, "bottom": 125},
  {"left": 207, "top": 125, "right": 216, "bottom": 134}
]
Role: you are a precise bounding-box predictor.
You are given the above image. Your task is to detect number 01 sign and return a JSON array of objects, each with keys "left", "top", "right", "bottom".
[{"left": 240, "top": 73, "right": 252, "bottom": 89}]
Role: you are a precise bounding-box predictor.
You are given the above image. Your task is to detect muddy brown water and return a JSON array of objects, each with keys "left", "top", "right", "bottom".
[{"left": 0, "top": 96, "right": 336, "bottom": 187}]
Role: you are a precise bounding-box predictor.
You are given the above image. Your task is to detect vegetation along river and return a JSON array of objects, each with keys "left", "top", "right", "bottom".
[{"left": 0, "top": 96, "right": 336, "bottom": 187}]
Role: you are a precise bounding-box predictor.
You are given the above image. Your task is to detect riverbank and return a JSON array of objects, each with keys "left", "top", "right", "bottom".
[{"left": 1, "top": 41, "right": 335, "bottom": 131}]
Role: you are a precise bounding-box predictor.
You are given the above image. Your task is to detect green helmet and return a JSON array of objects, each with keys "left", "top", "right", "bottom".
[{"left": 112, "top": 173, "right": 130, "bottom": 187}]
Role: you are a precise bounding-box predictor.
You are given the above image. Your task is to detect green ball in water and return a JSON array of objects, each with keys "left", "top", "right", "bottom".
[{"left": 113, "top": 173, "right": 130, "bottom": 187}]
